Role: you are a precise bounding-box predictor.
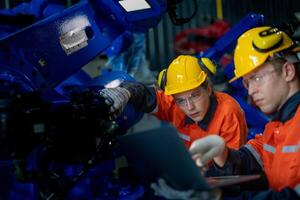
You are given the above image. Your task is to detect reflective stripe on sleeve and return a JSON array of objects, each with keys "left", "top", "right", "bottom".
[
  {"left": 177, "top": 132, "right": 190, "bottom": 142},
  {"left": 294, "top": 183, "right": 300, "bottom": 196},
  {"left": 244, "top": 144, "right": 263, "bottom": 169},
  {"left": 150, "top": 105, "right": 158, "bottom": 114},
  {"left": 282, "top": 144, "right": 300, "bottom": 153},
  {"left": 263, "top": 143, "right": 276, "bottom": 154}
]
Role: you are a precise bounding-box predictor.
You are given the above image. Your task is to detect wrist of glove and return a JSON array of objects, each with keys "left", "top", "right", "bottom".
[
  {"left": 99, "top": 87, "right": 131, "bottom": 120},
  {"left": 151, "top": 178, "right": 221, "bottom": 200},
  {"left": 189, "top": 135, "right": 225, "bottom": 167}
]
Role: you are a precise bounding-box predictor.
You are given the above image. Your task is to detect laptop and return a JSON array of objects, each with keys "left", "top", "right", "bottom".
[{"left": 118, "top": 125, "right": 260, "bottom": 191}]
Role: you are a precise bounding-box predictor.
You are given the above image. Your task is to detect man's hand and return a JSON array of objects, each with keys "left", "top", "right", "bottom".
[
  {"left": 189, "top": 135, "right": 227, "bottom": 167},
  {"left": 99, "top": 87, "right": 131, "bottom": 120},
  {"left": 150, "top": 178, "right": 221, "bottom": 200}
]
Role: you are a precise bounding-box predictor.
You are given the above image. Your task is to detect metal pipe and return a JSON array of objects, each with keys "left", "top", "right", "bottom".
[
  {"left": 216, "top": 0, "right": 223, "bottom": 20},
  {"left": 67, "top": 0, "right": 72, "bottom": 7},
  {"left": 5, "top": 0, "right": 9, "bottom": 9}
]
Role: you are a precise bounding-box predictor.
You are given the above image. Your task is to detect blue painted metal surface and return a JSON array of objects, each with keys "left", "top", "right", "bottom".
[
  {"left": 90, "top": 0, "right": 167, "bottom": 33},
  {"left": 200, "top": 13, "right": 265, "bottom": 61},
  {"left": 0, "top": 0, "right": 166, "bottom": 199},
  {"left": 0, "top": 0, "right": 167, "bottom": 101},
  {"left": 0, "top": 1, "right": 120, "bottom": 100},
  {"left": 0, "top": 0, "right": 64, "bottom": 20}
]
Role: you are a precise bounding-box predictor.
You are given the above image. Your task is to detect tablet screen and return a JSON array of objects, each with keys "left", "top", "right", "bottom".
[{"left": 118, "top": 125, "right": 211, "bottom": 191}]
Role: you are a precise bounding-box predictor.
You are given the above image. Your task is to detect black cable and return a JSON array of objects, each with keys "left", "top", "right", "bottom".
[{"left": 168, "top": 0, "right": 198, "bottom": 25}]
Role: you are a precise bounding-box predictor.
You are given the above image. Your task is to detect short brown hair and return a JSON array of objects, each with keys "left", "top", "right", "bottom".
[{"left": 268, "top": 55, "right": 300, "bottom": 78}]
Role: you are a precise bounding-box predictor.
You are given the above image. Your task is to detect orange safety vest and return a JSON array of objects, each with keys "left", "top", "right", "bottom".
[
  {"left": 153, "top": 90, "right": 247, "bottom": 149},
  {"left": 247, "top": 106, "right": 300, "bottom": 191}
]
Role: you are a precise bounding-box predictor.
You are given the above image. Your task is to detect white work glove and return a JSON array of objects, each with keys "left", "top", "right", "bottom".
[
  {"left": 189, "top": 135, "right": 225, "bottom": 167},
  {"left": 99, "top": 87, "right": 131, "bottom": 120},
  {"left": 150, "top": 178, "right": 221, "bottom": 200}
]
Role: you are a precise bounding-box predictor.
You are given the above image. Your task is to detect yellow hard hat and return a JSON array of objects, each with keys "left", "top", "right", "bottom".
[
  {"left": 201, "top": 57, "right": 216, "bottom": 75},
  {"left": 157, "top": 68, "right": 167, "bottom": 90},
  {"left": 164, "top": 55, "right": 207, "bottom": 95},
  {"left": 230, "top": 26, "right": 295, "bottom": 82}
]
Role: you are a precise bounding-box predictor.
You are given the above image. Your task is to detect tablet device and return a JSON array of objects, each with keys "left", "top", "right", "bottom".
[
  {"left": 119, "top": 125, "right": 210, "bottom": 190},
  {"left": 118, "top": 125, "right": 260, "bottom": 190}
]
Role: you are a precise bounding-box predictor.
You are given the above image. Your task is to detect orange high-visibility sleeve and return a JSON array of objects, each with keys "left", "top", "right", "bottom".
[{"left": 153, "top": 90, "right": 247, "bottom": 149}]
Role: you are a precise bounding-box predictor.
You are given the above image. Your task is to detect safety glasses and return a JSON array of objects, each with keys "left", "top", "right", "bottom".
[
  {"left": 174, "top": 88, "right": 205, "bottom": 107},
  {"left": 242, "top": 69, "right": 277, "bottom": 90}
]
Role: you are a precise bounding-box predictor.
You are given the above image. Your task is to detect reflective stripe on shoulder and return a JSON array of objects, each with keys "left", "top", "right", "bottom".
[
  {"left": 282, "top": 143, "right": 300, "bottom": 153},
  {"left": 151, "top": 105, "right": 158, "bottom": 114},
  {"left": 244, "top": 144, "right": 263, "bottom": 169},
  {"left": 177, "top": 132, "right": 190, "bottom": 142},
  {"left": 263, "top": 143, "right": 276, "bottom": 154},
  {"left": 294, "top": 183, "right": 300, "bottom": 196}
]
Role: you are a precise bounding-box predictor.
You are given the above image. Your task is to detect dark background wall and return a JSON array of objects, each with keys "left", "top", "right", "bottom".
[
  {"left": 3, "top": 0, "right": 300, "bottom": 72},
  {"left": 146, "top": 0, "right": 216, "bottom": 72},
  {"left": 223, "top": 0, "right": 300, "bottom": 25},
  {"left": 146, "top": 0, "right": 300, "bottom": 72}
]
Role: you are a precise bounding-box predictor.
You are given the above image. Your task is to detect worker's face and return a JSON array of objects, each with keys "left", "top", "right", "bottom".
[
  {"left": 242, "top": 62, "right": 290, "bottom": 114},
  {"left": 173, "top": 86, "right": 211, "bottom": 123}
]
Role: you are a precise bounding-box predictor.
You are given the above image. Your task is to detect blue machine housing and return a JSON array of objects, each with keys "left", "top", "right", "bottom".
[
  {"left": 0, "top": 0, "right": 167, "bottom": 100},
  {"left": 0, "top": 1, "right": 167, "bottom": 199}
]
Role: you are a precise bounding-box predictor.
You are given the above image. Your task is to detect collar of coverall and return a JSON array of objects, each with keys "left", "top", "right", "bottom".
[
  {"left": 272, "top": 90, "right": 300, "bottom": 122},
  {"left": 184, "top": 93, "right": 218, "bottom": 130}
]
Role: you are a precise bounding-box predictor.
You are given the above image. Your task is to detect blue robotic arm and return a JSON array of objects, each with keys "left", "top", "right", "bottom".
[
  {"left": 201, "top": 13, "right": 264, "bottom": 61},
  {"left": 0, "top": 0, "right": 167, "bottom": 101},
  {"left": 0, "top": 1, "right": 169, "bottom": 199}
]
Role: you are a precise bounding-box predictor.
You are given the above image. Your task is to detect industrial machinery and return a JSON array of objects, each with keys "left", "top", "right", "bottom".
[
  {"left": 0, "top": 0, "right": 173, "bottom": 199},
  {"left": 1, "top": 0, "right": 298, "bottom": 199}
]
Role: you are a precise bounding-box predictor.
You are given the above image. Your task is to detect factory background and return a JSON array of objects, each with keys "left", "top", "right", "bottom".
[
  {"left": 146, "top": 0, "right": 300, "bottom": 71},
  {"left": 3, "top": 0, "right": 299, "bottom": 73},
  {"left": 0, "top": 0, "right": 300, "bottom": 199}
]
